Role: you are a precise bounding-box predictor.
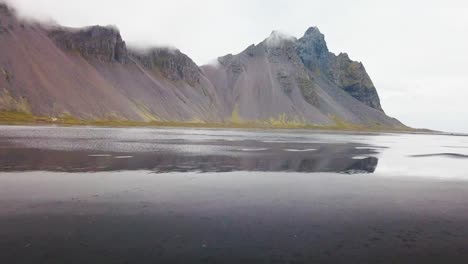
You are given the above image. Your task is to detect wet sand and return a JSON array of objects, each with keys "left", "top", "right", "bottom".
[
  {"left": 1, "top": 126, "right": 468, "bottom": 263},
  {"left": 1, "top": 172, "right": 468, "bottom": 264}
]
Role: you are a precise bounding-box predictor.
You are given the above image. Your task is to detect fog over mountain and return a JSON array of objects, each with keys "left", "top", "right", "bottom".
[{"left": 5, "top": 0, "right": 468, "bottom": 132}]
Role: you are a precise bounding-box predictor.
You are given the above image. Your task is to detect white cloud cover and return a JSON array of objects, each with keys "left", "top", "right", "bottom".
[{"left": 7, "top": 0, "right": 468, "bottom": 132}]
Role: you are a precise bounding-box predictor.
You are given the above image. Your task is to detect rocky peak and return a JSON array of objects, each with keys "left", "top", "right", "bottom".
[
  {"left": 257, "top": 31, "right": 298, "bottom": 64},
  {"left": 296, "top": 26, "right": 330, "bottom": 73},
  {"left": 294, "top": 27, "right": 383, "bottom": 111},
  {"left": 130, "top": 48, "right": 202, "bottom": 85},
  {"left": 304, "top": 27, "right": 325, "bottom": 39},
  {"left": 48, "top": 25, "right": 128, "bottom": 63},
  {"left": 301, "top": 27, "right": 328, "bottom": 52}
]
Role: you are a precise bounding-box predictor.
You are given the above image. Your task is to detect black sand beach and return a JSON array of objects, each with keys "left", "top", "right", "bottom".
[{"left": 1, "top": 126, "right": 468, "bottom": 263}]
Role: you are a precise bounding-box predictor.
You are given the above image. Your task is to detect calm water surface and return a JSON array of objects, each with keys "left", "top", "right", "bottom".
[{"left": 1, "top": 126, "right": 468, "bottom": 263}]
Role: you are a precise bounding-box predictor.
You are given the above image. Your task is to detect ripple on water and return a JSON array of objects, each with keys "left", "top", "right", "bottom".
[
  {"left": 238, "top": 148, "right": 269, "bottom": 152},
  {"left": 352, "top": 156, "right": 370, "bottom": 160},
  {"left": 113, "top": 156, "right": 134, "bottom": 159},
  {"left": 284, "top": 149, "right": 317, "bottom": 152},
  {"left": 410, "top": 153, "right": 468, "bottom": 159}
]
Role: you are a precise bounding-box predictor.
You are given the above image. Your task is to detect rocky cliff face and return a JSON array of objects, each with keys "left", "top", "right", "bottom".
[
  {"left": 48, "top": 26, "right": 128, "bottom": 63},
  {"left": 0, "top": 2, "right": 403, "bottom": 128},
  {"left": 295, "top": 27, "right": 331, "bottom": 74},
  {"left": 131, "top": 48, "right": 202, "bottom": 85},
  {"left": 296, "top": 27, "right": 383, "bottom": 111},
  {"left": 328, "top": 53, "right": 383, "bottom": 111}
]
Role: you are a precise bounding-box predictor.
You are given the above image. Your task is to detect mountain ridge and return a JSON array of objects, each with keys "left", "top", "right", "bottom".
[{"left": 0, "top": 2, "right": 406, "bottom": 129}]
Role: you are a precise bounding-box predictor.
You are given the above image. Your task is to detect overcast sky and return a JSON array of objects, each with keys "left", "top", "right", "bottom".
[{"left": 7, "top": 0, "right": 468, "bottom": 132}]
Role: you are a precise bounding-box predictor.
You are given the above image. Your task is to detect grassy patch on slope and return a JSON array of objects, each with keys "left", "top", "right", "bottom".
[{"left": 0, "top": 110, "right": 415, "bottom": 132}]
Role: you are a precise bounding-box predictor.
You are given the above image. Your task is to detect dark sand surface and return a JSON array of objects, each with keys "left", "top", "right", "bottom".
[{"left": 1, "top": 126, "right": 468, "bottom": 263}]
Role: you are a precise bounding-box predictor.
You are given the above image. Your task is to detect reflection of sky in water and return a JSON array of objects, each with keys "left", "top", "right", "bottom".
[
  {"left": 365, "top": 134, "right": 468, "bottom": 179},
  {"left": 0, "top": 126, "right": 467, "bottom": 179}
]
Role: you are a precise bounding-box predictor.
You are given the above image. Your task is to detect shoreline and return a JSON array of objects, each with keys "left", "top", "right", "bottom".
[{"left": 0, "top": 111, "right": 436, "bottom": 135}]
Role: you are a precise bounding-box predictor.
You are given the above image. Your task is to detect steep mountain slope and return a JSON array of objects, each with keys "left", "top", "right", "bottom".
[
  {"left": 202, "top": 30, "right": 401, "bottom": 127},
  {"left": 0, "top": 4, "right": 220, "bottom": 122},
  {"left": 0, "top": 2, "right": 405, "bottom": 128}
]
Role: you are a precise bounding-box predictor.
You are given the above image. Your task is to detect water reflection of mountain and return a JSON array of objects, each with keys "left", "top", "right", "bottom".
[{"left": 0, "top": 143, "right": 379, "bottom": 174}]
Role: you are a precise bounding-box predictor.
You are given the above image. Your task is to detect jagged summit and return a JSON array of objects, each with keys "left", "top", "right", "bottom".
[
  {"left": 304, "top": 26, "right": 324, "bottom": 36},
  {"left": 296, "top": 27, "right": 330, "bottom": 69},
  {"left": 301, "top": 27, "right": 328, "bottom": 50}
]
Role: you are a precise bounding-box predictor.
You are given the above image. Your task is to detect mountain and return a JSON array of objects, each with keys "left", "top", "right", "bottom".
[{"left": 0, "top": 2, "right": 405, "bottom": 129}]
